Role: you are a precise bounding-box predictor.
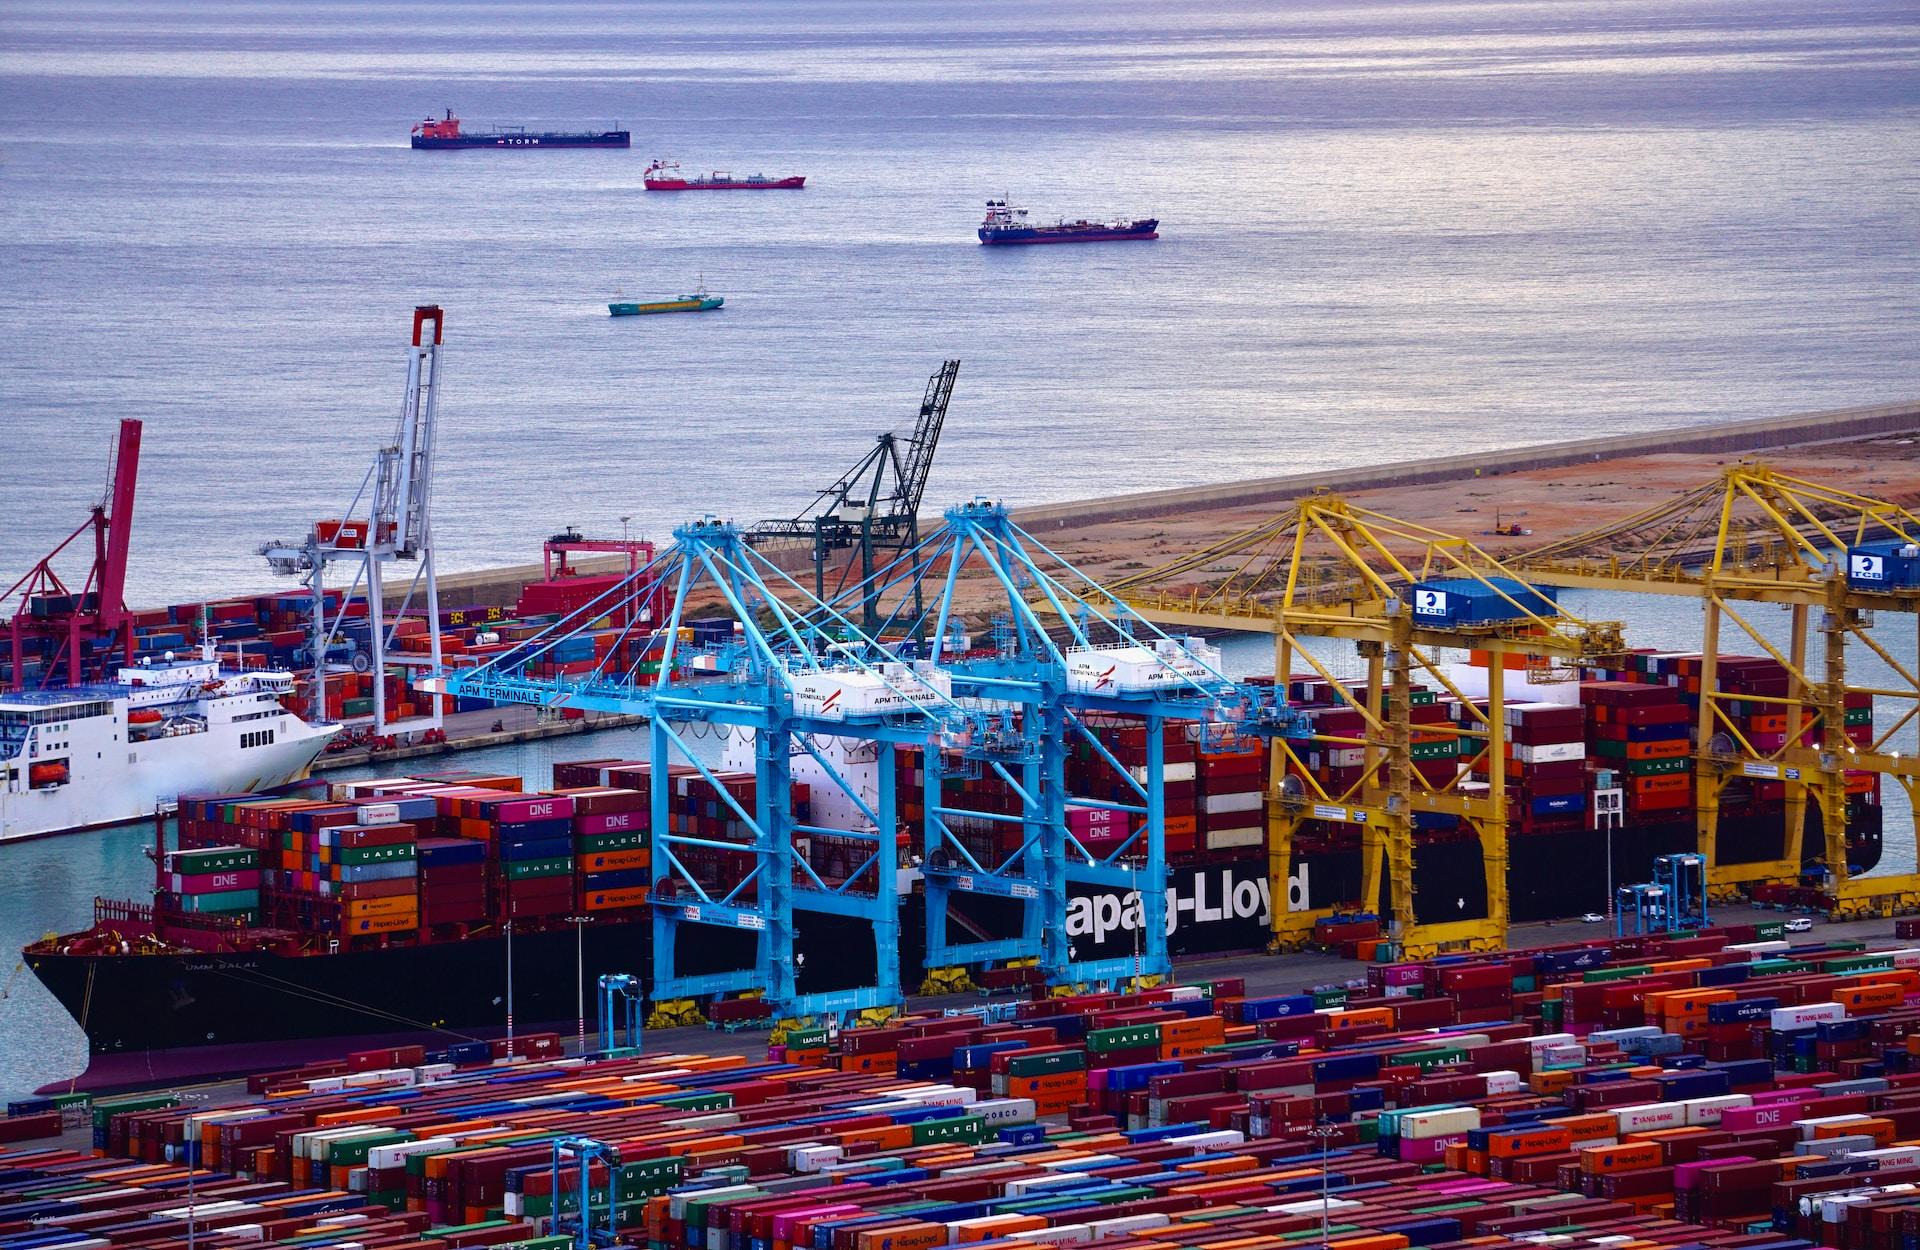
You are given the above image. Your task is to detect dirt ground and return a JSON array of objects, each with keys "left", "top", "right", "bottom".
[{"left": 1026, "top": 433, "right": 1920, "bottom": 600}]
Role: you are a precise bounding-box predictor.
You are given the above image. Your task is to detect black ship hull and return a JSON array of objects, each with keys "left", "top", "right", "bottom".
[
  {"left": 28, "top": 922, "right": 647, "bottom": 1055},
  {"left": 26, "top": 810, "right": 1883, "bottom": 1063}
]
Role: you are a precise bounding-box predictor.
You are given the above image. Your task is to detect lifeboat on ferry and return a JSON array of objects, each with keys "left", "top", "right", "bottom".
[
  {"left": 29, "top": 761, "right": 69, "bottom": 786},
  {"left": 128, "top": 709, "right": 164, "bottom": 725}
]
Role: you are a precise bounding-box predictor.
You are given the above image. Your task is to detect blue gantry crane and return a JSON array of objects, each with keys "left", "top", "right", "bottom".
[
  {"left": 428, "top": 515, "right": 965, "bottom": 1021},
  {"left": 1613, "top": 852, "right": 1710, "bottom": 936},
  {"left": 817, "top": 499, "right": 1306, "bottom": 989},
  {"left": 598, "top": 973, "right": 643, "bottom": 1053},
  {"left": 547, "top": 1136, "right": 620, "bottom": 1250},
  {"left": 427, "top": 499, "right": 1302, "bottom": 1019}
]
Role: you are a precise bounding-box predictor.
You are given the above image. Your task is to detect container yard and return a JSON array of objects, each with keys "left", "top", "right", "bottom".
[{"left": 21, "top": 923, "right": 1920, "bottom": 1250}]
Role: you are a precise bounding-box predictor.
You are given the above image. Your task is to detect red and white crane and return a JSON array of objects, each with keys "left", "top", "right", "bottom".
[{"left": 4, "top": 419, "right": 143, "bottom": 689}]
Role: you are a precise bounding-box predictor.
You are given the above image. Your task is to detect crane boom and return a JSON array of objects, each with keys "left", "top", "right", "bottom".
[
  {"left": 96, "top": 418, "right": 142, "bottom": 639},
  {"left": 898, "top": 359, "right": 959, "bottom": 519},
  {"left": 745, "top": 360, "right": 962, "bottom": 630}
]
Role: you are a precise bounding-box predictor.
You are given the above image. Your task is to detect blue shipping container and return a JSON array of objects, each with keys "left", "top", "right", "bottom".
[{"left": 1408, "top": 577, "right": 1558, "bottom": 626}]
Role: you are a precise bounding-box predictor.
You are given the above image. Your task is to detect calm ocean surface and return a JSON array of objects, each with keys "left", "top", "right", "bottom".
[{"left": 2, "top": 0, "right": 1918, "bottom": 1095}]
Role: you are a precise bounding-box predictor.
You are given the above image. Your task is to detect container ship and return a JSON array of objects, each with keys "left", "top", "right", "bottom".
[
  {"left": 24, "top": 627, "right": 1881, "bottom": 1059},
  {"left": 410, "top": 111, "right": 629, "bottom": 150},
  {"left": 643, "top": 160, "right": 803, "bottom": 189},
  {"left": 978, "top": 199, "right": 1158, "bottom": 245}
]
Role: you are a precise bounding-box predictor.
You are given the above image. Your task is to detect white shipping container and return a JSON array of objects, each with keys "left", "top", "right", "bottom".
[
  {"left": 1055, "top": 1154, "right": 1132, "bottom": 1173},
  {"left": 1771, "top": 1003, "right": 1847, "bottom": 1030},
  {"left": 1088, "top": 1214, "right": 1172, "bottom": 1239},
  {"left": 1526, "top": 1032, "right": 1579, "bottom": 1056},
  {"left": 1169, "top": 1130, "right": 1246, "bottom": 1152},
  {"left": 1205, "top": 827, "right": 1264, "bottom": 850},
  {"left": 1614, "top": 1102, "right": 1685, "bottom": 1133},
  {"left": 1203, "top": 791, "right": 1263, "bottom": 814},
  {"left": 974, "top": 1097, "right": 1037, "bottom": 1125},
  {"left": 1004, "top": 1172, "right": 1089, "bottom": 1197},
  {"left": 1726, "top": 941, "right": 1792, "bottom": 957},
  {"left": 1401, "top": 1107, "right": 1481, "bottom": 1139},
  {"left": 1269, "top": 1198, "right": 1366, "bottom": 1217},
  {"left": 1128, "top": 762, "right": 1198, "bottom": 784},
  {"left": 1483, "top": 1071, "right": 1523, "bottom": 1096},
  {"left": 1515, "top": 741, "right": 1586, "bottom": 764},
  {"left": 1683, "top": 1095, "right": 1752, "bottom": 1126},
  {"left": 1010, "top": 1225, "right": 1094, "bottom": 1245},
  {"left": 356, "top": 802, "right": 401, "bottom": 825},
  {"left": 1797, "top": 1113, "right": 1875, "bottom": 1140},
  {"left": 790, "top": 1145, "right": 843, "bottom": 1173},
  {"left": 367, "top": 1138, "right": 455, "bottom": 1171},
  {"left": 1167, "top": 985, "right": 1206, "bottom": 1001},
  {"left": 1853, "top": 1149, "right": 1920, "bottom": 1171}
]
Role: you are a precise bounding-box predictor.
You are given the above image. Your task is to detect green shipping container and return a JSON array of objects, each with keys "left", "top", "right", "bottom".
[
  {"left": 1828, "top": 953, "right": 1894, "bottom": 974},
  {"left": 178, "top": 889, "right": 261, "bottom": 913},
  {"left": 578, "top": 829, "right": 646, "bottom": 853},
  {"left": 338, "top": 843, "right": 417, "bottom": 865},
  {"left": 1583, "top": 964, "right": 1652, "bottom": 983},
  {"left": 1006, "top": 1049, "right": 1087, "bottom": 1078},
  {"left": 910, "top": 1115, "right": 988, "bottom": 1145},
  {"left": 327, "top": 1130, "right": 413, "bottom": 1167},
  {"left": 1410, "top": 740, "right": 1458, "bottom": 761},
  {"left": 654, "top": 1092, "right": 733, "bottom": 1112},
  {"left": 506, "top": 856, "right": 573, "bottom": 880},
  {"left": 1312, "top": 988, "right": 1351, "bottom": 1009},
  {"left": 91, "top": 1092, "right": 178, "bottom": 1130},
  {"left": 785, "top": 1025, "right": 829, "bottom": 1049},
  {"left": 169, "top": 847, "right": 258, "bottom": 873},
  {"left": 1847, "top": 707, "right": 1873, "bottom": 726},
  {"left": 1087, "top": 1024, "right": 1162, "bottom": 1053},
  {"left": 1755, "top": 920, "right": 1787, "bottom": 941}
]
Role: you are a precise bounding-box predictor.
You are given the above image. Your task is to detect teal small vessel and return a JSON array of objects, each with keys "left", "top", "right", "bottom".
[{"left": 609, "top": 283, "right": 723, "bottom": 316}]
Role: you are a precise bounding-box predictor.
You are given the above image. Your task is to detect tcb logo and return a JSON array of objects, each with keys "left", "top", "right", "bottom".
[
  {"left": 1413, "top": 589, "right": 1446, "bottom": 616},
  {"left": 1853, "top": 554, "right": 1885, "bottom": 581}
]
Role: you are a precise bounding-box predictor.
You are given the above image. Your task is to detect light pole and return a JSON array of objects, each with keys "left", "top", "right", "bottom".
[
  {"left": 1306, "top": 1121, "right": 1338, "bottom": 1246},
  {"left": 504, "top": 919, "right": 515, "bottom": 1058},
  {"left": 566, "top": 913, "right": 590, "bottom": 1054},
  {"left": 620, "top": 515, "right": 631, "bottom": 545},
  {"left": 173, "top": 1090, "right": 208, "bottom": 1250}
]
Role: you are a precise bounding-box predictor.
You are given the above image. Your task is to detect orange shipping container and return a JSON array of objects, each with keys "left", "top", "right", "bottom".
[
  {"left": 583, "top": 885, "right": 650, "bottom": 912},
  {"left": 1581, "top": 1142, "right": 1665, "bottom": 1174},
  {"left": 344, "top": 894, "right": 418, "bottom": 921},
  {"left": 1489, "top": 1126, "right": 1574, "bottom": 1158},
  {"left": 1834, "top": 983, "right": 1905, "bottom": 1012},
  {"left": 1322, "top": 1007, "right": 1394, "bottom": 1032},
  {"left": 350, "top": 911, "right": 417, "bottom": 935},
  {"left": 854, "top": 1222, "right": 947, "bottom": 1250},
  {"left": 579, "top": 848, "right": 650, "bottom": 873}
]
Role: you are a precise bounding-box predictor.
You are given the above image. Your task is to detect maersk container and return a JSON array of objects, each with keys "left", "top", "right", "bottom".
[
  {"left": 1407, "top": 577, "right": 1557, "bottom": 626},
  {"left": 1847, "top": 539, "right": 1920, "bottom": 589}
]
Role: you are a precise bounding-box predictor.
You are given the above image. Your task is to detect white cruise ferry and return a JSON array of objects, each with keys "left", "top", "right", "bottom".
[{"left": 0, "top": 647, "right": 339, "bottom": 842}]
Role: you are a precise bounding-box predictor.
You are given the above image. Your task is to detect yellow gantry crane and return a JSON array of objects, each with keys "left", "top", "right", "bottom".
[
  {"left": 1111, "top": 495, "right": 1624, "bottom": 958},
  {"left": 1516, "top": 465, "right": 1920, "bottom": 917}
]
